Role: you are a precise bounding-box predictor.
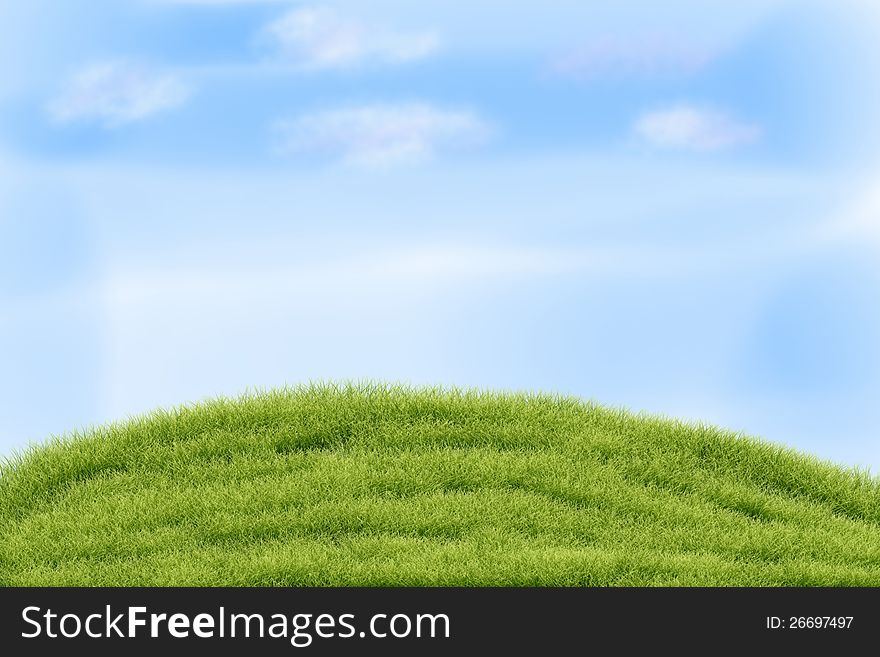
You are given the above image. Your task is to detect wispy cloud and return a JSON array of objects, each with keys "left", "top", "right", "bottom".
[
  {"left": 817, "top": 176, "right": 880, "bottom": 247},
  {"left": 633, "top": 104, "right": 762, "bottom": 152},
  {"left": 273, "top": 103, "right": 491, "bottom": 166},
  {"left": 552, "top": 35, "right": 713, "bottom": 80},
  {"left": 103, "top": 243, "right": 597, "bottom": 307},
  {"left": 260, "top": 7, "right": 438, "bottom": 70},
  {"left": 851, "top": 184, "right": 880, "bottom": 243},
  {"left": 47, "top": 62, "right": 191, "bottom": 128}
]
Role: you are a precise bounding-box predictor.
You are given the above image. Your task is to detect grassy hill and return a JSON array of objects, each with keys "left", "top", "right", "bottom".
[{"left": 1, "top": 382, "right": 879, "bottom": 586}]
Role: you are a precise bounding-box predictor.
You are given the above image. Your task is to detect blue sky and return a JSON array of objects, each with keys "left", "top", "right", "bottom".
[{"left": 2, "top": 0, "right": 880, "bottom": 472}]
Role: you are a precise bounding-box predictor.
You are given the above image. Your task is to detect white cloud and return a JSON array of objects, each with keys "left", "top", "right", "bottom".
[
  {"left": 261, "top": 7, "right": 438, "bottom": 70},
  {"left": 273, "top": 103, "right": 491, "bottom": 166},
  {"left": 47, "top": 62, "right": 191, "bottom": 128},
  {"left": 151, "top": 1, "right": 790, "bottom": 53},
  {"left": 634, "top": 104, "right": 762, "bottom": 152},
  {"left": 552, "top": 36, "right": 713, "bottom": 80}
]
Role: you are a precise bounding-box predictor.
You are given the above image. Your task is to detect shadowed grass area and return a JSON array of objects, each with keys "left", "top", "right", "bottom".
[{"left": 2, "top": 382, "right": 879, "bottom": 586}]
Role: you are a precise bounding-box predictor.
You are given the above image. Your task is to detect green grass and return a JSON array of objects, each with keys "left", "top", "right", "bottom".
[{"left": 2, "top": 382, "right": 879, "bottom": 586}]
